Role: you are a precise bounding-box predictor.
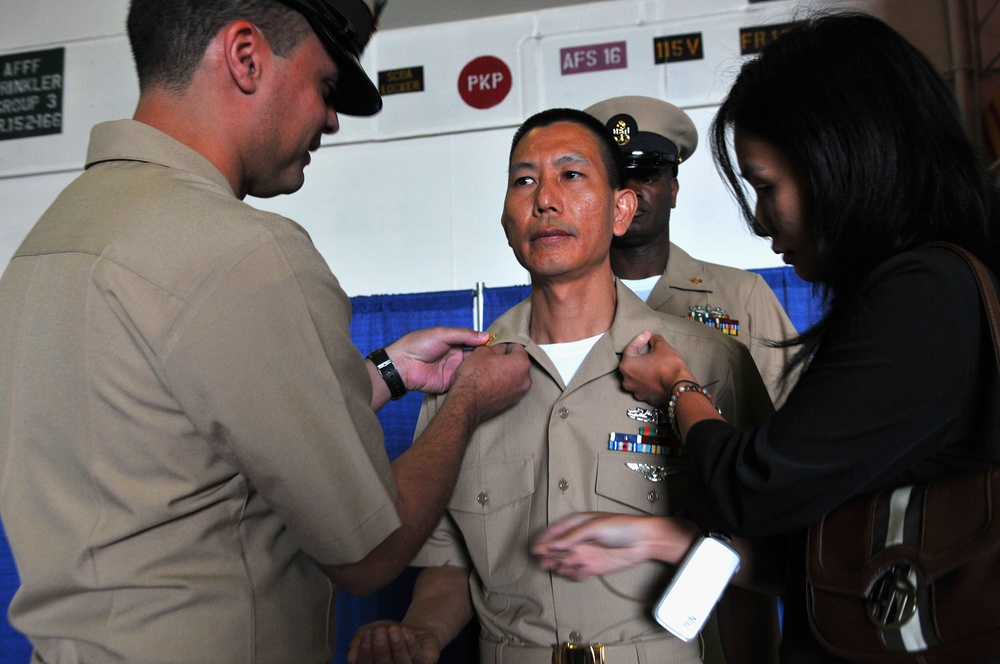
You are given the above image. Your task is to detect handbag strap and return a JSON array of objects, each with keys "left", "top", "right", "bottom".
[{"left": 923, "top": 241, "right": 1000, "bottom": 376}]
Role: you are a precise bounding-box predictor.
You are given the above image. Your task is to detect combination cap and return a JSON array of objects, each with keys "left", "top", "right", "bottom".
[
  {"left": 277, "top": 0, "right": 386, "bottom": 116},
  {"left": 584, "top": 96, "right": 697, "bottom": 170}
]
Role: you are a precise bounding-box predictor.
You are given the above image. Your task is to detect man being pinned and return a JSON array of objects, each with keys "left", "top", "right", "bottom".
[
  {"left": 348, "top": 108, "right": 776, "bottom": 664},
  {"left": 586, "top": 96, "right": 800, "bottom": 407}
]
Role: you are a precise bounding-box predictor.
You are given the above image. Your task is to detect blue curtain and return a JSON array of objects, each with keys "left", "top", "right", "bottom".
[
  {"left": 0, "top": 268, "right": 822, "bottom": 664},
  {"left": 483, "top": 284, "right": 531, "bottom": 329},
  {"left": 335, "top": 288, "right": 478, "bottom": 664},
  {"left": 349, "top": 288, "right": 476, "bottom": 462},
  {"left": 754, "top": 266, "right": 824, "bottom": 334},
  {"left": 0, "top": 534, "right": 25, "bottom": 662}
]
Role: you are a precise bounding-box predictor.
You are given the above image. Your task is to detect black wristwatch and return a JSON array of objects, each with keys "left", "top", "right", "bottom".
[{"left": 367, "top": 348, "right": 407, "bottom": 400}]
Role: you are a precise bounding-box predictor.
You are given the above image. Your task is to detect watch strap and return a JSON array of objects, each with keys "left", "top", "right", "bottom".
[{"left": 367, "top": 347, "right": 407, "bottom": 400}]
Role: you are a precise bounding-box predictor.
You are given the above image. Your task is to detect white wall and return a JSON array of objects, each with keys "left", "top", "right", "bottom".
[{"left": 1, "top": 0, "right": 877, "bottom": 296}]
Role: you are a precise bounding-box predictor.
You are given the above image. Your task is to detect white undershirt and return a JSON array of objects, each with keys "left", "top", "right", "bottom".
[
  {"left": 537, "top": 333, "right": 604, "bottom": 385},
  {"left": 618, "top": 275, "right": 662, "bottom": 303}
]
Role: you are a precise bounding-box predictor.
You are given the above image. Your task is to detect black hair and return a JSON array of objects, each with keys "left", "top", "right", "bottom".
[
  {"left": 127, "top": 0, "right": 311, "bottom": 92},
  {"left": 711, "top": 11, "right": 1000, "bottom": 367},
  {"left": 510, "top": 108, "right": 627, "bottom": 189}
]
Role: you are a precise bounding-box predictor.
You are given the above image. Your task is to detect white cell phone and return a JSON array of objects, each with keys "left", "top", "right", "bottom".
[{"left": 652, "top": 535, "right": 741, "bottom": 642}]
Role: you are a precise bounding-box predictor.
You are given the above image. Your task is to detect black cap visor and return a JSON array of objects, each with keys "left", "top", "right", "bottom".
[
  {"left": 278, "top": 0, "right": 383, "bottom": 116},
  {"left": 621, "top": 132, "right": 680, "bottom": 169}
]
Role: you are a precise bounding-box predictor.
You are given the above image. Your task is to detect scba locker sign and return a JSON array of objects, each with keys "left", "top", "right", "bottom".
[
  {"left": 458, "top": 56, "right": 512, "bottom": 109},
  {"left": 0, "top": 47, "right": 64, "bottom": 140}
]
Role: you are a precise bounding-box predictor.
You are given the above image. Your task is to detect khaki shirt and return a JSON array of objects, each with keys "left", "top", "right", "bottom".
[
  {"left": 644, "top": 243, "right": 800, "bottom": 407},
  {"left": 0, "top": 120, "right": 400, "bottom": 663},
  {"left": 412, "top": 282, "right": 772, "bottom": 662}
]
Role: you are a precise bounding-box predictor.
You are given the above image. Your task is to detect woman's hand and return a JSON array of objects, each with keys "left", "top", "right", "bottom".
[
  {"left": 619, "top": 331, "right": 697, "bottom": 404},
  {"left": 532, "top": 513, "right": 701, "bottom": 580}
]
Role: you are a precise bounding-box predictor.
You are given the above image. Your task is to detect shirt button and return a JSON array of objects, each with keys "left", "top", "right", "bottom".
[
  {"left": 558, "top": 407, "right": 569, "bottom": 419},
  {"left": 558, "top": 479, "right": 569, "bottom": 492},
  {"left": 477, "top": 492, "right": 489, "bottom": 506},
  {"left": 647, "top": 490, "right": 659, "bottom": 504},
  {"left": 569, "top": 630, "right": 583, "bottom": 643}
]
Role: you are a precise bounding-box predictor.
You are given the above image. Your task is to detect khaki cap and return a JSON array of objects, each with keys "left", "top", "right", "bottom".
[{"left": 585, "top": 96, "right": 698, "bottom": 169}]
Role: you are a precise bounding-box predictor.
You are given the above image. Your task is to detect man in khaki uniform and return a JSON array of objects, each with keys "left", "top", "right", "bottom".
[
  {"left": 585, "top": 96, "right": 800, "bottom": 408},
  {"left": 347, "top": 109, "right": 775, "bottom": 664},
  {"left": 0, "top": 1, "right": 530, "bottom": 662}
]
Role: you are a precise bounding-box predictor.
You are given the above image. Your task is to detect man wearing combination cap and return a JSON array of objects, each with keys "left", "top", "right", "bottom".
[
  {"left": 0, "top": 1, "right": 530, "bottom": 662},
  {"left": 348, "top": 109, "right": 775, "bottom": 664},
  {"left": 585, "top": 96, "right": 799, "bottom": 407}
]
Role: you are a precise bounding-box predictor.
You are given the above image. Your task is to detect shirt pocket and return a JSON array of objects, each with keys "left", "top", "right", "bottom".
[
  {"left": 594, "top": 452, "right": 686, "bottom": 603},
  {"left": 447, "top": 456, "right": 534, "bottom": 587},
  {"left": 595, "top": 452, "right": 688, "bottom": 516}
]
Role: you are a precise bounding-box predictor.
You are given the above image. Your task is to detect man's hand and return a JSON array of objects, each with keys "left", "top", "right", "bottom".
[
  {"left": 346, "top": 620, "right": 443, "bottom": 664},
  {"left": 385, "top": 327, "right": 491, "bottom": 395},
  {"left": 533, "top": 513, "right": 700, "bottom": 580},
  {"left": 445, "top": 342, "right": 531, "bottom": 425},
  {"left": 346, "top": 567, "right": 471, "bottom": 664},
  {"left": 342, "top": 338, "right": 528, "bottom": 593}
]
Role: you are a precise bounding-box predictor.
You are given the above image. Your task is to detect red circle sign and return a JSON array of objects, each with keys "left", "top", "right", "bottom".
[{"left": 458, "top": 56, "right": 512, "bottom": 110}]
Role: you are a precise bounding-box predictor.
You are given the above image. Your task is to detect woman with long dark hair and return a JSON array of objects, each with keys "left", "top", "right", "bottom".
[{"left": 534, "top": 12, "right": 1000, "bottom": 662}]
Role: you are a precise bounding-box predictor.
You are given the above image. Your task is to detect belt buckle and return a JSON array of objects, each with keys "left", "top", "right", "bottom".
[{"left": 552, "top": 642, "right": 604, "bottom": 664}]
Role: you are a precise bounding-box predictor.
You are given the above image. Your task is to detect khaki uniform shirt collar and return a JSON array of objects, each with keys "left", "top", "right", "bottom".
[
  {"left": 87, "top": 119, "right": 236, "bottom": 197},
  {"left": 486, "top": 279, "right": 672, "bottom": 390},
  {"left": 647, "top": 242, "right": 712, "bottom": 310}
]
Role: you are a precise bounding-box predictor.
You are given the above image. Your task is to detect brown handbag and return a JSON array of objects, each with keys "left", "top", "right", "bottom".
[{"left": 805, "top": 242, "right": 1000, "bottom": 663}]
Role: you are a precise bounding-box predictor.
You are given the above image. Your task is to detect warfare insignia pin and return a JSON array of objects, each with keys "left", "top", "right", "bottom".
[
  {"left": 626, "top": 462, "right": 681, "bottom": 483},
  {"left": 627, "top": 407, "right": 662, "bottom": 424}
]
